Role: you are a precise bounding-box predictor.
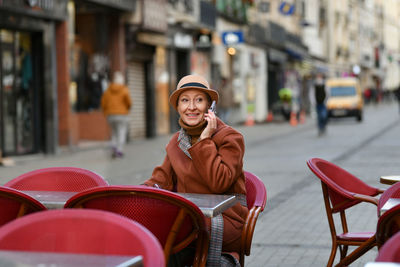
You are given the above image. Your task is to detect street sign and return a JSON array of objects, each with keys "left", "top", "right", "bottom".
[{"left": 222, "top": 31, "right": 244, "bottom": 46}]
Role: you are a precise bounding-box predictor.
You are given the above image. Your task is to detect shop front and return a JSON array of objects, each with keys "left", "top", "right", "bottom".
[{"left": 0, "top": 0, "right": 68, "bottom": 156}]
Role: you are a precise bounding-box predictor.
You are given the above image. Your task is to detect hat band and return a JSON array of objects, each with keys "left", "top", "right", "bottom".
[{"left": 180, "top": 82, "right": 208, "bottom": 89}]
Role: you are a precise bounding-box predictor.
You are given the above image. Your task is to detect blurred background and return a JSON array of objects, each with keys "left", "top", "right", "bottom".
[{"left": 0, "top": 0, "right": 399, "bottom": 157}]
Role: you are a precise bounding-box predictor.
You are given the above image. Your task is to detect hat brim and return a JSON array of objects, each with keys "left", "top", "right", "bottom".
[{"left": 169, "top": 86, "right": 219, "bottom": 110}]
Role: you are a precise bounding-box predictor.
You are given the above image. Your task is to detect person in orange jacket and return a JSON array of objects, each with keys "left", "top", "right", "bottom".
[
  {"left": 101, "top": 71, "right": 132, "bottom": 158},
  {"left": 143, "top": 74, "right": 248, "bottom": 266}
]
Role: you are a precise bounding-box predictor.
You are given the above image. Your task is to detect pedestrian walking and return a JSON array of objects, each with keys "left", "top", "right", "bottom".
[
  {"left": 142, "top": 74, "right": 248, "bottom": 266},
  {"left": 101, "top": 71, "right": 132, "bottom": 158},
  {"left": 395, "top": 85, "right": 400, "bottom": 114},
  {"left": 312, "top": 73, "right": 328, "bottom": 136}
]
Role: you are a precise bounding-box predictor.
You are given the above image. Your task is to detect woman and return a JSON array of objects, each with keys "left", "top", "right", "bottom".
[{"left": 143, "top": 74, "right": 248, "bottom": 266}]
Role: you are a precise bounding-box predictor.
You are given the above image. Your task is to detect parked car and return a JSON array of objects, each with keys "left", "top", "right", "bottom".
[{"left": 326, "top": 77, "right": 363, "bottom": 122}]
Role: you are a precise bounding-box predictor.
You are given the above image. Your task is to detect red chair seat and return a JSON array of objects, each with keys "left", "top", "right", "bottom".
[{"left": 337, "top": 232, "right": 375, "bottom": 241}]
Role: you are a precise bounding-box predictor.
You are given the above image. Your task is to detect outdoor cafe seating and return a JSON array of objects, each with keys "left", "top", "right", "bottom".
[
  {"left": 240, "top": 171, "right": 267, "bottom": 266},
  {"left": 4, "top": 167, "right": 109, "bottom": 191},
  {"left": 377, "top": 201, "right": 400, "bottom": 249},
  {"left": 307, "top": 158, "right": 384, "bottom": 267},
  {"left": 0, "top": 185, "right": 46, "bottom": 226},
  {"left": 0, "top": 209, "right": 164, "bottom": 266},
  {"left": 375, "top": 231, "right": 400, "bottom": 262},
  {"left": 64, "top": 185, "right": 209, "bottom": 267}
]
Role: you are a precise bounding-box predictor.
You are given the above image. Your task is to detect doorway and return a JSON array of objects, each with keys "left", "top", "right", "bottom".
[{"left": 0, "top": 29, "right": 42, "bottom": 156}]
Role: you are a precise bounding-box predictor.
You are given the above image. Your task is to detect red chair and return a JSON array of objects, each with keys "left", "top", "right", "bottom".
[
  {"left": 0, "top": 209, "right": 164, "bottom": 266},
  {"left": 64, "top": 185, "right": 209, "bottom": 267},
  {"left": 377, "top": 182, "right": 400, "bottom": 216},
  {"left": 376, "top": 231, "right": 400, "bottom": 262},
  {"left": 4, "top": 167, "right": 108, "bottom": 191},
  {"left": 0, "top": 186, "right": 46, "bottom": 226},
  {"left": 376, "top": 204, "right": 400, "bottom": 249},
  {"left": 307, "top": 158, "right": 383, "bottom": 267},
  {"left": 240, "top": 171, "right": 267, "bottom": 266}
]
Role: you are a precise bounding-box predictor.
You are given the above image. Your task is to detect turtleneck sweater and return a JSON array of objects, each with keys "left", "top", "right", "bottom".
[{"left": 178, "top": 118, "right": 207, "bottom": 145}]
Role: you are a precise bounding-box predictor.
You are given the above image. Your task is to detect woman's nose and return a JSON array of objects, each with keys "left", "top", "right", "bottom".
[{"left": 188, "top": 101, "right": 196, "bottom": 109}]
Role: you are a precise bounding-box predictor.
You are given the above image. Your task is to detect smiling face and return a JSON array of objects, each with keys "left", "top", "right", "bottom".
[{"left": 177, "top": 89, "right": 210, "bottom": 126}]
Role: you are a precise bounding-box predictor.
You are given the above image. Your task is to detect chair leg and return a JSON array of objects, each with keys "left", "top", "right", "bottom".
[
  {"left": 327, "top": 243, "right": 338, "bottom": 267},
  {"left": 339, "top": 244, "right": 348, "bottom": 260},
  {"left": 335, "top": 236, "right": 376, "bottom": 267}
]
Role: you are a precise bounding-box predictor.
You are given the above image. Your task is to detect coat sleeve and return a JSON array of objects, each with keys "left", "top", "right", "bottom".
[
  {"left": 188, "top": 129, "right": 245, "bottom": 193},
  {"left": 142, "top": 155, "right": 176, "bottom": 191}
]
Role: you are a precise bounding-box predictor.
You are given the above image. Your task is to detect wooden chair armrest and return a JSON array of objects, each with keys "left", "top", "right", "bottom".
[{"left": 353, "top": 194, "right": 379, "bottom": 206}]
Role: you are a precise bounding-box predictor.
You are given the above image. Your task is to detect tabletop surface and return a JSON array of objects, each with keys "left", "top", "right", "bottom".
[
  {"left": 0, "top": 250, "right": 143, "bottom": 267},
  {"left": 380, "top": 198, "right": 400, "bottom": 216},
  {"left": 380, "top": 175, "right": 400, "bottom": 185},
  {"left": 365, "top": 263, "right": 400, "bottom": 267},
  {"left": 21, "top": 190, "right": 238, "bottom": 217},
  {"left": 177, "top": 193, "right": 237, "bottom": 217}
]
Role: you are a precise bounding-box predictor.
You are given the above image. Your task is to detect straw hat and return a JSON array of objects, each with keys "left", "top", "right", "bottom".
[{"left": 169, "top": 74, "right": 219, "bottom": 110}]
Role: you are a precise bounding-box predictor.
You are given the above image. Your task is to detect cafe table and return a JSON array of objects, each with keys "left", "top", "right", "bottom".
[
  {"left": 379, "top": 198, "right": 400, "bottom": 216},
  {"left": 365, "top": 263, "right": 400, "bottom": 267},
  {"left": 21, "top": 190, "right": 238, "bottom": 218},
  {"left": 380, "top": 175, "right": 400, "bottom": 185},
  {"left": 0, "top": 250, "right": 143, "bottom": 267}
]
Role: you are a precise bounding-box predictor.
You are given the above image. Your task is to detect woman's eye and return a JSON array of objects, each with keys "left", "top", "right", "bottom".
[{"left": 181, "top": 98, "right": 188, "bottom": 103}]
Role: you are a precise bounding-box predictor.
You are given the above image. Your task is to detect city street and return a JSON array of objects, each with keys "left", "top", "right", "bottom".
[{"left": 0, "top": 101, "right": 399, "bottom": 266}]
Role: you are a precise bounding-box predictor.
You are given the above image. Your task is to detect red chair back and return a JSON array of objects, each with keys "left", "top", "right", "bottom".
[
  {"left": 0, "top": 186, "right": 46, "bottom": 226},
  {"left": 376, "top": 204, "right": 400, "bottom": 248},
  {"left": 240, "top": 171, "right": 267, "bottom": 266},
  {"left": 376, "top": 231, "right": 400, "bottom": 262},
  {"left": 244, "top": 171, "right": 267, "bottom": 211},
  {"left": 4, "top": 167, "right": 108, "bottom": 191},
  {"left": 64, "top": 185, "right": 209, "bottom": 266},
  {"left": 378, "top": 182, "right": 400, "bottom": 214},
  {"left": 307, "top": 158, "right": 381, "bottom": 212},
  {"left": 0, "top": 209, "right": 164, "bottom": 266}
]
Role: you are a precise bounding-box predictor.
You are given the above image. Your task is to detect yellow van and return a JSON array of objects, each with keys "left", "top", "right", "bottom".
[{"left": 326, "top": 77, "right": 363, "bottom": 121}]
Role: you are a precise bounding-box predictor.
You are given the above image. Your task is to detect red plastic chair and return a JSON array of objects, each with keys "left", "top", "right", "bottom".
[
  {"left": 240, "top": 171, "right": 267, "bottom": 266},
  {"left": 64, "top": 185, "right": 209, "bottom": 267},
  {"left": 375, "top": 231, "right": 400, "bottom": 262},
  {"left": 307, "top": 158, "right": 383, "bottom": 267},
  {"left": 376, "top": 203, "right": 400, "bottom": 249},
  {"left": 4, "top": 167, "right": 108, "bottom": 191},
  {"left": 377, "top": 182, "right": 400, "bottom": 216},
  {"left": 0, "top": 209, "right": 164, "bottom": 266},
  {"left": 0, "top": 186, "right": 46, "bottom": 226}
]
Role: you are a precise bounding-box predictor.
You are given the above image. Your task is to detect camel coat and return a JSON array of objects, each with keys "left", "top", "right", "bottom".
[{"left": 144, "top": 119, "right": 248, "bottom": 252}]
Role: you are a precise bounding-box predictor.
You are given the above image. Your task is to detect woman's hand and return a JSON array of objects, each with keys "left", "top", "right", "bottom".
[{"left": 199, "top": 109, "right": 217, "bottom": 141}]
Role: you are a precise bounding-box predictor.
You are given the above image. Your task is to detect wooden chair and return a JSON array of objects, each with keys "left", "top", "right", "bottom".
[
  {"left": 376, "top": 204, "right": 400, "bottom": 249},
  {"left": 0, "top": 185, "right": 46, "bottom": 226},
  {"left": 64, "top": 185, "right": 209, "bottom": 267},
  {"left": 307, "top": 158, "right": 383, "bottom": 267},
  {"left": 240, "top": 171, "right": 267, "bottom": 266},
  {"left": 375, "top": 231, "right": 400, "bottom": 262},
  {"left": 0, "top": 209, "right": 165, "bottom": 266},
  {"left": 4, "top": 167, "right": 108, "bottom": 191}
]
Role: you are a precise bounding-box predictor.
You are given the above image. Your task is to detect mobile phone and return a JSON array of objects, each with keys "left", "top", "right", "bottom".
[{"left": 210, "top": 100, "right": 217, "bottom": 114}]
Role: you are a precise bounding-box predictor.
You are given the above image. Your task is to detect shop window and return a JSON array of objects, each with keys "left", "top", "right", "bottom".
[{"left": 69, "top": 9, "right": 111, "bottom": 112}]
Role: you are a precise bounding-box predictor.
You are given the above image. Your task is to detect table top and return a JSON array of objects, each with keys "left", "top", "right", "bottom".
[
  {"left": 21, "top": 190, "right": 238, "bottom": 218},
  {"left": 380, "top": 175, "right": 400, "bottom": 185},
  {"left": 380, "top": 198, "right": 400, "bottom": 216},
  {"left": 22, "top": 190, "right": 78, "bottom": 209},
  {"left": 365, "top": 263, "right": 400, "bottom": 267},
  {"left": 178, "top": 193, "right": 237, "bottom": 217},
  {"left": 0, "top": 250, "right": 143, "bottom": 267}
]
